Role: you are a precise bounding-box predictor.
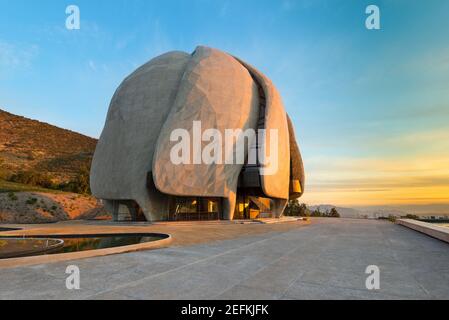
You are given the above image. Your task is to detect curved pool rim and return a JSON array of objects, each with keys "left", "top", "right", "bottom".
[
  {"left": 0, "top": 238, "right": 65, "bottom": 259},
  {"left": 0, "top": 232, "right": 171, "bottom": 240},
  {"left": 0, "top": 232, "right": 172, "bottom": 269},
  {"left": 0, "top": 227, "right": 22, "bottom": 232}
]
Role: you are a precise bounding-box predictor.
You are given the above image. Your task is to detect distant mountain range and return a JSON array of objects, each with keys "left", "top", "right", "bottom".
[
  {"left": 0, "top": 108, "right": 97, "bottom": 183},
  {"left": 309, "top": 204, "right": 449, "bottom": 218},
  {"left": 309, "top": 205, "right": 362, "bottom": 218}
]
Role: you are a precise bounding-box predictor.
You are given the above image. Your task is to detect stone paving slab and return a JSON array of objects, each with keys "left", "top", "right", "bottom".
[{"left": 0, "top": 218, "right": 448, "bottom": 300}]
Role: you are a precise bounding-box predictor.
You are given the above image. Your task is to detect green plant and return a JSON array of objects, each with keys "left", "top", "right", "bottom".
[
  {"left": 329, "top": 208, "right": 341, "bottom": 218},
  {"left": 284, "top": 200, "right": 311, "bottom": 217},
  {"left": 388, "top": 215, "right": 397, "bottom": 223},
  {"left": 7, "top": 192, "right": 18, "bottom": 201},
  {"left": 9, "top": 170, "right": 55, "bottom": 189},
  {"left": 4, "top": 164, "right": 92, "bottom": 196},
  {"left": 0, "top": 160, "right": 11, "bottom": 180},
  {"left": 307, "top": 206, "right": 341, "bottom": 218},
  {"left": 26, "top": 197, "right": 38, "bottom": 205},
  {"left": 58, "top": 165, "right": 91, "bottom": 194}
]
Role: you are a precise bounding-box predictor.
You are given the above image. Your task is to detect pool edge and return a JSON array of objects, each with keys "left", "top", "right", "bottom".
[{"left": 0, "top": 233, "right": 172, "bottom": 269}]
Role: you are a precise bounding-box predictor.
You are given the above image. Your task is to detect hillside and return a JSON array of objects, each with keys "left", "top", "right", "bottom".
[
  {"left": 0, "top": 108, "right": 97, "bottom": 183},
  {"left": 0, "top": 186, "right": 108, "bottom": 224}
]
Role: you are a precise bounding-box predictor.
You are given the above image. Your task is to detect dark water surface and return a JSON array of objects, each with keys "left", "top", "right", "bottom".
[
  {"left": 54, "top": 234, "right": 162, "bottom": 254},
  {"left": 0, "top": 233, "right": 166, "bottom": 258}
]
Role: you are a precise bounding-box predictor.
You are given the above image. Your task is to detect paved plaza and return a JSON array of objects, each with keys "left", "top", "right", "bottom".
[{"left": 1, "top": 218, "right": 448, "bottom": 299}]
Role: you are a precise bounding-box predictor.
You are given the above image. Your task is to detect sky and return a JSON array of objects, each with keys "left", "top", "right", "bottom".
[{"left": 1, "top": 0, "right": 448, "bottom": 207}]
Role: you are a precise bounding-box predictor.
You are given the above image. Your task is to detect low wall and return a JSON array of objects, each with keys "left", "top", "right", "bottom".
[{"left": 397, "top": 219, "right": 449, "bottom": 244}]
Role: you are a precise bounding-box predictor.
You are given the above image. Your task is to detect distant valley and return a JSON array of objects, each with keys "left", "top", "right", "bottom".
[{"left": 309, "top": 204, "right": 449, "bottom": 218}]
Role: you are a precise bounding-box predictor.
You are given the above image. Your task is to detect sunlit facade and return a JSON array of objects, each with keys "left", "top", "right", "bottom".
[{"left": 90, "top": 46, "right": 305, "bottom": 222}]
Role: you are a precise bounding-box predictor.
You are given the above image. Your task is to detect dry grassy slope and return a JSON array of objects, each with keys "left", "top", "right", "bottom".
[
  {"left": 0, "top": 191, "right": 109, "bottom": 224},
  {"left": 0, "top": 109, "right": 97, "bottom": 183}
]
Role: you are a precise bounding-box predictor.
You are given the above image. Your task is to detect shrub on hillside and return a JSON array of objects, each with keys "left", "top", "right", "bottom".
[
  {"left": 58, "top": 166, "right": 91, "bottom": 195},
  {"left": 9, "top": 171, "right": 55, "bottom": 189},
  {"left": 7, "top": 192, "right": 18, "bottom": 201},
  {"left": 7, "top": 165, "right": 92, "bottom": 195},
  {"left": 26, "top": 197, "right": 38, "bottom": 205},
  {"left": 0, "top": 159, "right": 9, "bottom": 179}
]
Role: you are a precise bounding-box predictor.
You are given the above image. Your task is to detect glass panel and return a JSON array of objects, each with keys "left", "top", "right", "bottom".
[
  {"left": 177, "top": 198, "right": 197, "bottom": 214},
  {"left": 169, "top": 197, "right": 221, "bottom": 221},
  {"left": 234, "top": 194, "right": 250, "bottom": 220},
  {"left": 118, "top": 204, "right": 130, "bottom": 215}
]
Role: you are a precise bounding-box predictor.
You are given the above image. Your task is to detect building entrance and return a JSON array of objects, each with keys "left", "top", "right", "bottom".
[{"left": 234, "top": 192, "right": 274, "bottom": 220}]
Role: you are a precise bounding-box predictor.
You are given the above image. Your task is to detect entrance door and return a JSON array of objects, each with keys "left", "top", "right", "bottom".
[
  {"left": 234, "top": 193, "right": 273, "bottom": 220},
  {"left": 235, "top": 194, "right": 248, "bottom": 220}
]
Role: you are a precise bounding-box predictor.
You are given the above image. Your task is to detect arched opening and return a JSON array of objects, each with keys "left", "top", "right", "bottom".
[{"left": 111, "top": 200, "right": 147, "bottom": 222}]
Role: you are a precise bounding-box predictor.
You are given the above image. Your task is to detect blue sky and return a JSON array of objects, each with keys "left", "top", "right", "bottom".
[{"left": 1, "top": 0, "right": 449, "bottom": 205}]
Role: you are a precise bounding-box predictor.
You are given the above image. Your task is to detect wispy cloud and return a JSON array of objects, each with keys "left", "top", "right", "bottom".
[
  {"left": 0, "top": 40, "right": 39, "bottom": 69},
  {"left": 144, "top": 19, "right": 174, "bottom": 57},
  {"left": 219, "top": 1, "right": 229, "bottom": 17},
  {"left": 88, "top": 60, "right": 97, "bottom": 72},
  {"left": 32, "top": 20, "right": 110, "bottom": 49}
]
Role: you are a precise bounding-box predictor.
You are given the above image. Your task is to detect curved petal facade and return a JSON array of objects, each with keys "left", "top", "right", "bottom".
[
  {"left": 90, "top": 51, "right": 190, "bottom": 221},
  {"left": 153, "top": 46, "right": 259, "bottom": 198},
  {"left": 287, "top": 115, "right": 305, "bottom": 199},
  {"left": 91, "top": 46, "right": 305, "bottom": 222}
]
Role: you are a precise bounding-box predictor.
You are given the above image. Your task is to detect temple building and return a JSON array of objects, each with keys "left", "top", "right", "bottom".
[{"left": 90, "top": 46, "right": 305, "bottom": 222}]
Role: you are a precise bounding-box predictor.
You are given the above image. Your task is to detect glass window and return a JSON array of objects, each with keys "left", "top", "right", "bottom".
[{"left": 169, "top": 197, "right": 221, "bottom": 221}]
